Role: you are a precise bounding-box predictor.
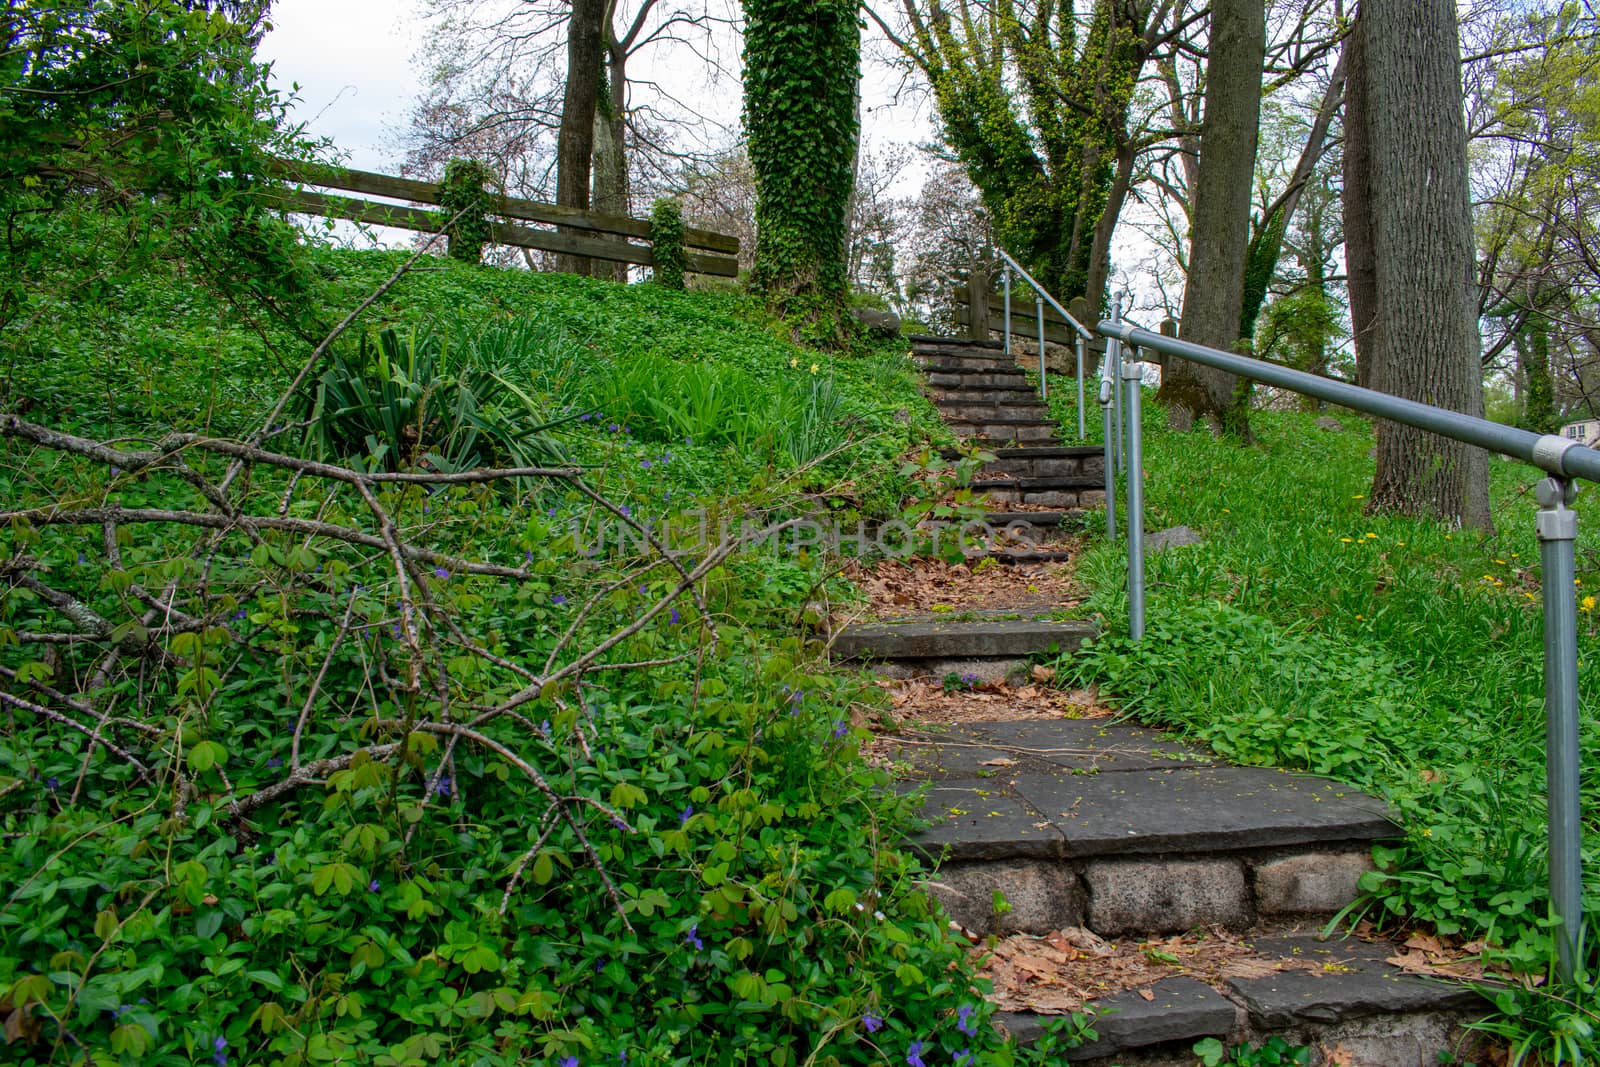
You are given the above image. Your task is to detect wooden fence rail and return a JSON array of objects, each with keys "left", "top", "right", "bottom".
[{"left": 265, "top": 159, "right": 740, "bottom": 277}]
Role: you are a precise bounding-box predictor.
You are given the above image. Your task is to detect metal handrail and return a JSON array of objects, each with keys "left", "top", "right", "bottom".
[
  {"left": 994, "top": 250, "right": 1093, "bottom": 441},
  {"left": 1096, "top": 310, "right": 1590, "bottom": 982}
]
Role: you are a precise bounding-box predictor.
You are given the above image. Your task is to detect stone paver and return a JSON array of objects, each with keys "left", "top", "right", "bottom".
[
  {"left": 1226, "top": 936, "right": 1483, "bottom": 1027},
  {"left": 1011, "top": 765, "right": 1397, "bottom": 857},
  {"left": 833, "top": 618, "right": 1096, "bottom": 660}
]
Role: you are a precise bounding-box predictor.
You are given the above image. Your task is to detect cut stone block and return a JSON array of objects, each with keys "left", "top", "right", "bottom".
[
  {"left": 1226, "top": 935, "right": 1483, "bottom": 1027},
  {"left": 922, "top": 859, "right": 1082, "bottom": 936},
  {"left": 832, "top": 618, "right": 1096, "bottom": 660},
  {"left": 905, "top": 780, "right": 1064, "bottom": 861},
  {"left": 993, "top": 978, "right": 1238, "bottom": 1058},
  {"left": 1253, "top": 850, "right": 1375, "bottom": 915},
  {"left": 960, "top": 720, "right": 1214, "bottom": 774},
  {"left": 1011, "top": 765, "right": 1398, "bottom": 858},
  {"left": 1084, "top": 857, "right": 1251, "bottom": 935}
]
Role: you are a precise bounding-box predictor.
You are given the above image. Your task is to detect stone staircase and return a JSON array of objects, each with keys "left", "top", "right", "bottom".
[{"left": 823, "top": 337, "right": 1485, "bottom": 1065}]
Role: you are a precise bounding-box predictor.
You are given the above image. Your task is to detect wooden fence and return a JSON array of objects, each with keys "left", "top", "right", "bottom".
[{"left": 265, "top": 159, "right": 740, "bottom": 277}]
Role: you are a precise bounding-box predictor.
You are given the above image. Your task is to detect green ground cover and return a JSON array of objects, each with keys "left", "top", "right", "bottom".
[{"left": 0, "top": 241, "right": 1063, "bottom": 1065}]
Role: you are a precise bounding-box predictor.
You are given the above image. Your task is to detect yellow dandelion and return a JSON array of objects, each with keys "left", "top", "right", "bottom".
[
  {"left": 1494, "top": 559, "right": 1507, "bottom": 565},
  {"left": 1582, "top": 596, "right": 1596, "bottom": 613},
  {"left": 788, "top": 357, "right": 798, "bottom": 369},
  {"left": 810, "top": 362, "right": 819, "bottom": 374},
  {"left": 1341, "top": 537, "right": 1354, "bottom": 543},
  {"left": 1353, "top": 495, "right": 1365, "bottom": 500},
  {"left": 1222, "top": 508, "right": 1231, "bottom": 514},
  {"left": 1365, "top": 532, "right": 1378, "bottom": 539},
  {"left": 1422, "top": 828, "right": 1433, "bottom": 837},
  {"left": 1396, "top": 541, "right": 1407, "bottom": 547}
]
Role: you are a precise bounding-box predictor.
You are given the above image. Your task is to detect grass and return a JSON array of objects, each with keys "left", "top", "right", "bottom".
[{"left": 1047, "top": 385, "right": 1599, "bottom": 970}]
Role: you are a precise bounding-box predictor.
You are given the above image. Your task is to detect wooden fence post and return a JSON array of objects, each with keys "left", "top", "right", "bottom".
[{"left": 968, "top": 269, "right": 991, "bottom": 342}]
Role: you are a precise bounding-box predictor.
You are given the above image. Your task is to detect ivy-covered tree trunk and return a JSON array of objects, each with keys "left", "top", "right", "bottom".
[
  {"left": 743, "top": 0, "right": 861, "bottom": 339},
  {"left": 1159, "top": 0, "right": 1264, "bottom": 438},
  {"left": 890, "top": 0, "right": 1146, "bottom": 310},
  {"left": 591, "top": 38, "right": 630, "bottom": 283}
]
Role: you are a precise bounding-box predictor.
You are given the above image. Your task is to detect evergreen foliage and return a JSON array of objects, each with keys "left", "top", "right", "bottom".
[
  {"left": 650, "top": 197, "right": 687, "bottom": 289},
  {"left": 438, "top": 158, "right": 495, "bottom": 265}
]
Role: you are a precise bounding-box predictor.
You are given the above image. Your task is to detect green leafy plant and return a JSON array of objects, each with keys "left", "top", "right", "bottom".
[
  {"left": 1194, "top": 1035, "right": 1312, "bottom": 1066},
  {"left": 298, "top": 326, "right": 571, "bottom": 473},
  {"left": 1468, "top": 915, "right": 1600, "bottom": 1065}
]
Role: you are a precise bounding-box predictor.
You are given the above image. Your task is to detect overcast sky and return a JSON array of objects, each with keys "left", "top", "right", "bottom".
[
  {"left": 257, "top": 0, "right": 936, "bottom": 173},
  {"left": 257, "top": 0, "right": 428, "bottom": 172}
]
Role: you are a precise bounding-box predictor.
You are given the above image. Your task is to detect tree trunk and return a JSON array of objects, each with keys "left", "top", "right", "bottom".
[
  {"left": 591, "top": 35, "right": 629, "bottom": 282},
  {"left": 1085, "top": 136, "right": 1136, "bottom": 319},
  {"left": 555, "top": 0, "right": 606, "bottom": 275},
  {"left": 1342, "top": 16, "right": 1378, "bottom": 392},
  {"left": 1349, "top": 0, "right": 1491, "bottom": 529},
  {"left": 1158, "top": 0, "right": 1265, "bottom": 438}
]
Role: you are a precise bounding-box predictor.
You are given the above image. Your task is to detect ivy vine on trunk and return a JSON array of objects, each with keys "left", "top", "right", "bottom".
[{"left": 742, "top": 0, "right": 861, "bottom": 343}]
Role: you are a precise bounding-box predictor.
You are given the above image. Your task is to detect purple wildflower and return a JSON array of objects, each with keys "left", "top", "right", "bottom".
[
  {"left": 953, "top": 1052, "right": 972, "bottom": 1065},
  {"left": 685, "top": 924, "right": 704, "bottom": 951},
  {"left": 957, "top": 1004, "right": 977, "bottom": 1037},
  {"left": 433, "top": 775, "right": 452, "bottom": 798},
  {"left": 552, "top": 594, "right": 568, "bottom": 606},
  {"left": 619, "top": 504, "right": 631, "bottom": 517},
  {"left": 641, "top": 459, "right": 652, "bottom": 469},
  {"left": 612, "top": 817, "right": 627, "bottom": 831},
  {"left": 44, "top": 776, "right": 58, "bottom": 791},
  {"left": 266, "top": 757, "right": 283, "bottom": 769},
  {"left": 560, "top": 1057, "right": 579, "bottom": 1067},
  {"left": 832, "top": 720, "right": 848, "bottom": 739},
  {"left": 669, "top": 607, "right": 681, "bottom": 625},
  {"left": 906, "top": 1041, "right": 926, "bottom": 1067},
  {"left": 862, "top": 1014, "right": 884, "bottom": 1033},
  {"left": 368, "top": 878, "right": 380, "bottom": 893},
  {"left": 212, "top": 1036, "right": 228, "bottom": 1067},
  {"left": 608, "top": 423, "right": 619, "bottom": 433},
  {"left": 679, "top": 805, "right": 693, "bottom": 825},
  {"left": 433, "top": 566, "right": 450, "bottom": 580},
  {"left": 77, "top": 552, "right": 86, "bottom": 565}
]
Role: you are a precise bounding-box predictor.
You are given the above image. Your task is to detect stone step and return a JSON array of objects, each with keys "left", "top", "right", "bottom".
[
  {"left": 927, "top": 386, "right": 1043, "bottom": 405},
  {"left": 832, "top": 618, "right": 1096, "bottom": 661},
  {"left": 972, "top": 450, "right": 1104, "bottom": 480},
  {"left": 973, "top": 482, "right": 1104, "bottom": 509},
  {"left": 936, "top": 400, "right": 1052, "bottom": 423},
  {"left": 947, "top": 420, "right": 1061, "bottom": 445},
  {"left": 887, "top": 718, "right": 1397, "bottom": 938},
  {"left": 995, "top": 936, "right": 1483, "bottom": 1065},
  {"left": 925, "top": 369, "right": 1034, "bottom": 390},
  {"left": 908, "top": 334, "right": 1006, "bottom": 352},
  {"left": 921, "top": 351, "right": 1030, "bottom": 374}
]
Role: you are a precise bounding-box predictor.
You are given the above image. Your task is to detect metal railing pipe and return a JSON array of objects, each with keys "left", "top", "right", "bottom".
[
  {"left": 1538, "top": 476, "right": 1584, "bottom": 980},
  {"left": 1099, "top": 337, "right": 1118, "bottom": 541},
  {"left": 1124, "top": 350, "right": 1148, "bottom": 638},
  {"left": 1003, "top": 267, "right": 1012, "bottom": 360},
  {"left": 1098, "top": 322, "right": 1600, "bottom": 481},
  {"left": 1097, "top": 317, "right": 1593, "bottom": 983},
  {"left": 1076, "top": 336, "right": 1087, "bottom": 440},
  {"left": 1111, "top": 297, "right": 1126, "bottom": 471},
  {"left": 995, "top": 250, "right": 1094, "bottom": 339},
  {"left": 1037, "top": 298, "right": 1048, "bottom": 399}
]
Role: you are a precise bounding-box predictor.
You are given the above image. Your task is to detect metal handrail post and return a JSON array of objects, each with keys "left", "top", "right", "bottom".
[
  {"left": 1124, "top": 349, "right": 1147, "bottom": 640},
  {"left": 1537, "top": 476, "right": 1583, "bottom": 983},
  {"left": 1003, "top": 266, "right": 1012, "bottom": 360},
  {"left": 1037, "top": 298, "right": 1048, "bottom": 400},
  {"left": 1076, "top": 336, "right": 1087, "bottom": 441},
  {"left": 1099, "top": 337, "right": 1117, "bottom": 541},
  {"left": 1112, "top": 294, "right": 1126, "bottom": 474}
]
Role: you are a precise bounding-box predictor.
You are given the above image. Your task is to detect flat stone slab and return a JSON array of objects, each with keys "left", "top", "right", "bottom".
[
  {"left": 961, "top": 719, "right": 1215, "bottom": 773},
  {"left": 902, "top": 779, "right": 1063, "bottom": 861},
  {"left": 1012, "top": 765, "right": 1398, "bottom": 857},
  {"left": 1227, "top": 936, "right": 1483, "bottom": 1027},
  {"left": 995, "top": 977, "right": 1237, "bottom": 1057},
  {"left": 833, "top": 618, "right": 1096, "bottom": 660}
]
